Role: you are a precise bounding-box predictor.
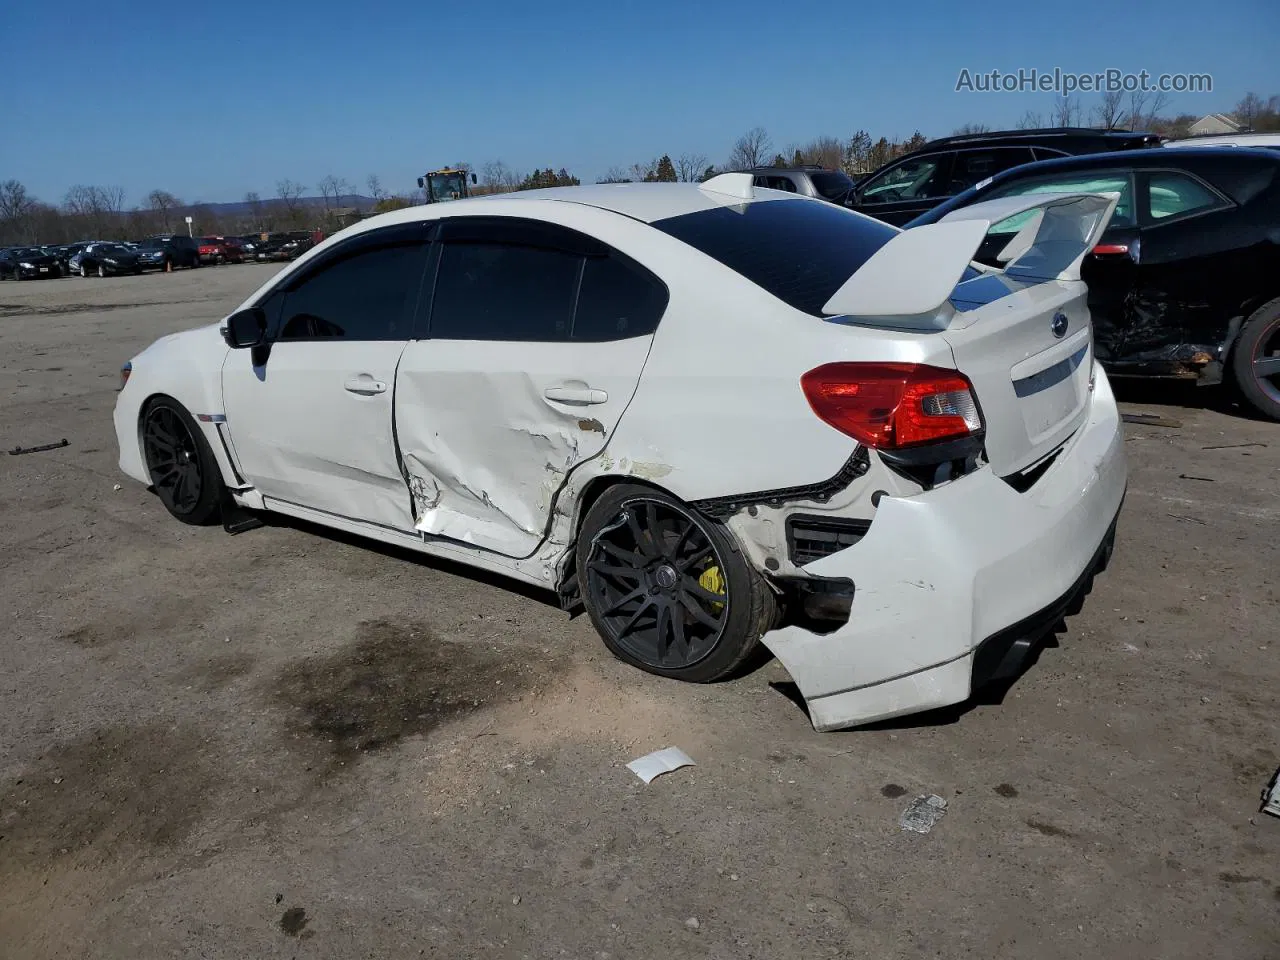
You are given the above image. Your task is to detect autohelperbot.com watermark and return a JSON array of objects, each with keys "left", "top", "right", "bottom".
[{"left": 955, "top": 68, "right": 1213, "bottom": 95}]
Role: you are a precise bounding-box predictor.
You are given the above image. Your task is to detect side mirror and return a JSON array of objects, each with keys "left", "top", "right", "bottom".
[
  {"left": 416, "top": 176, "right": 425, "bottom": 188},
  {"left": 223, "top": 307, "right": 266, "bottom": 348},
  {"left": 471, "top": 173, "right": 478, "bottom": 184}
]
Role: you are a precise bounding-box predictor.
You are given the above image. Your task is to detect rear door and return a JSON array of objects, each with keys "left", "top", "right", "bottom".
[
  {"left": 221, "top": 222, "right": 430, "bottom": 528},
  {"left": 394, "top": 216, "right": 666, "bottom": 557}
]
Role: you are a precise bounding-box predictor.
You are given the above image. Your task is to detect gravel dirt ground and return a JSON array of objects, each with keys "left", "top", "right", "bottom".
[{"left": 1, "top": 266, "right": 1278, "bottom": 960}]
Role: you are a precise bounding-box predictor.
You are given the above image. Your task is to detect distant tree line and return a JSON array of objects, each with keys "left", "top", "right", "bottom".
[{"left": 3, "top": 91, "right": 1276, "bottom": 246}]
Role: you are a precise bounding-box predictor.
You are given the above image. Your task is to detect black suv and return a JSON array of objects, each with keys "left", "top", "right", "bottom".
[
  {"left": 846, "top": 127, "right": 1162, "bottom": 225},
  {"left": 137, "top": 234, "right": 202, "bottom": 271}
]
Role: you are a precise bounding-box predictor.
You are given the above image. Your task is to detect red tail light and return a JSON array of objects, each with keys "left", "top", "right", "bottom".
[
  {"left": 801, "top": 362, "right": 983, "bottom": 449},
  {"left": 1092, "top": 243, "right": 1129, "bottom": 256}
]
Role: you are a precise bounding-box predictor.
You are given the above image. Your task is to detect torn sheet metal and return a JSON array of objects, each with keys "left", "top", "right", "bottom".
[
  {"left": 899, "top": 794, "right": 948, "bottom": 834},
  {"left": 627, "top": 747, "right": 696, "bottom": 784},
  {"left": 393, "top": 338, "right": 651, "bottom": 558}
]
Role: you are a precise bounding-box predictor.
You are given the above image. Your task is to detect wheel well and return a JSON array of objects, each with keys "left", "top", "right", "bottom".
[{"left": 553, "top": 473, "right": 677, "bottom": 612}]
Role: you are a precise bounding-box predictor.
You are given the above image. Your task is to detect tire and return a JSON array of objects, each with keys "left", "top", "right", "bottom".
[
  {"left": 80, "top": 263, "right": 88, "bottom": 278},
  {"left": 576, "top": 483, "right": 776, "bottom": 683},
  {"left": 141, "top": 396, "right": 223, "bottom": 525},
  {"left": 97, "top": 263, "right": 107, "bottom": 278},
  {"left": 190, "top": 256, "right": 201, "bottom": 269},
  {"left": 1231, "top": 297, "right": 1280, "bottom": 421}
]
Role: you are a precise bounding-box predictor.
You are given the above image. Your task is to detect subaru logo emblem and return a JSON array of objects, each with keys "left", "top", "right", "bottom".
[{"left": 1051, "top": 313, "right": 1069, "bottom": 339}]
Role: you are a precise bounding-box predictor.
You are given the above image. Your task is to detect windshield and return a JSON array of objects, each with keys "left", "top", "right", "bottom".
[
  {"left": 97, "top": 244, "right": 132, "bottom": 255},
  {"left": 427, "top": 172, "right": 467, "bottom": 202},
  {"left": 810, "top": 171, "right": 856, "bottom": 201}
]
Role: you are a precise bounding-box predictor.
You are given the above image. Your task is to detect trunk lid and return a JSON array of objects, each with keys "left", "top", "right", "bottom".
[{"left": 822, "top": 192, "right": 1118, "bottom": 475}]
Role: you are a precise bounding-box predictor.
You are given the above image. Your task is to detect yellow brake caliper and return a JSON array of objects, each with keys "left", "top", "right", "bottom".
[{"left": 698, "top": 566, "right": 726, "bottom": 613}]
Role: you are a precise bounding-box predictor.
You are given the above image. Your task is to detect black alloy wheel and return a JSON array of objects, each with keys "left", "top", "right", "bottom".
[
  {"left": 141, "top": 398, "right": 222, "bottom": 524},
  {"left": 577, "top": 485, "right": 776, "bottom": 682}
]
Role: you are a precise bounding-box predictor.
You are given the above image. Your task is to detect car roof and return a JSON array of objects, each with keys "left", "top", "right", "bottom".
[
  {"left": 405, "top": 181, "right": 798, "bottom": 225},
  {"left": 919, "top": 127, "right": 1158, "bottom": 150}
]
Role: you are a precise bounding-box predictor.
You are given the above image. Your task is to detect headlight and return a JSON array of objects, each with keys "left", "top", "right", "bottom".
[
  {"left": 19, "top": 261, "right": 33, "bottom": 269},
  {"left": 104, "top": 258, "right": 117, "bottom": 265}
]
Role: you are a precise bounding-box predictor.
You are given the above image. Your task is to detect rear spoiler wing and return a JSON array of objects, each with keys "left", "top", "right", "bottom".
[{"left": 822, "top": 192, "right": 1119, "bottom": 329}]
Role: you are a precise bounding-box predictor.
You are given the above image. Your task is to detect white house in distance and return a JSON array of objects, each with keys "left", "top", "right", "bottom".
[{"left": 1188, "top": 113, "right": 1244, "bottom": 136}]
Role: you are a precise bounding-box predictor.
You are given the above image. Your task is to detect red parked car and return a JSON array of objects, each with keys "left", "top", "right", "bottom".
[{"left": 198, "top": 237, "right": 244, "bottom": 264}]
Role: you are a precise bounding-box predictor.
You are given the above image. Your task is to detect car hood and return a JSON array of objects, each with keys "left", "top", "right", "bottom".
[{"left": 18, "top": 254, "right": 58, "bottom": 265}]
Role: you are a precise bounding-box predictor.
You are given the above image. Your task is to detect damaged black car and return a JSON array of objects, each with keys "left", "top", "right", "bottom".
[{"left": 908, "top": 147, "right": 1280, "bottom": 419}]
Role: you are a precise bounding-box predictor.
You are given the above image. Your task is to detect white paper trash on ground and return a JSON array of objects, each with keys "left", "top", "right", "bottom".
[
  {"left": 899, "top": 794, "right": 948, "bottom": 833},
  {"left": 627, "top": 747, "right": 696, "bottom": 784},
  {"left": 1262, "top": 766, "right": 1280, "bottom": 817}
]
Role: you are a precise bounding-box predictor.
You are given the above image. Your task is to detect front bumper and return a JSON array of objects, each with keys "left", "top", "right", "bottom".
[{"left": 760, "top": 370, "right": 1127, "bottom": 731}]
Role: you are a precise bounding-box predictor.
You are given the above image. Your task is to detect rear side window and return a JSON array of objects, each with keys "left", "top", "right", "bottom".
[
  {"left": 948, "top": 147, "right": 1036, "bottom": 194},
  {"left": 574, "top": 256, "right": 667, "bottom": 341},
  {"left": 431, "top": 243, "right": 580, "bottom": 341},
  {"left": 651, "top": 198, "right": 897, "bottom": 316},
  {"left": 1145, "top": 172, "right": 1224, "bottom": 221}
]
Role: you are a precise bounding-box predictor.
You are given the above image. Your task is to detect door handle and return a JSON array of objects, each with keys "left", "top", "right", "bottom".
[
  {"left": 544, "top": 385, "right": 608, "bottom": 405},
  {"left": 344, "top": 377, "right": 387, "bottom": 395}
]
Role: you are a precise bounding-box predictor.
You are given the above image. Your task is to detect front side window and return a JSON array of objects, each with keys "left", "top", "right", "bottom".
[
  {"left": 810, "top": 171, "right": 856, "bottom": 201},
  {"left": 860, "top": 154, "right": 952, "bottom": 204},
  {"left": 276, "top": 226, "right": 425, "bottom": 341},
  {"left": 1146, "top": 172, "right": 1224, "bottom": 221},
  {"left": 986, "top": 172, "right": 1135, "bottom": 234}
]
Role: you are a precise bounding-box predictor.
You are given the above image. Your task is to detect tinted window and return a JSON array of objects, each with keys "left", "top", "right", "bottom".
[
  {"left": 810, "top": 171, "right": 856, "bottom": 200},
  {"left": 1147, "top": 172, "right": 1222, "bottom": 220},
  {"left": 651, "top": 198, "right": 898, "bottom": 316},
  {"left": 431, "top": 242, "right": 580, "bottom": 340},
  {"left": 574, "top": 256, "right": 667, "bottom": 341},
  {"left": 754, "top": 175, "right": 798, "bottom": 192},
  {"left": 988, "top": 173, "right": 1136, "bottom": 231},
  {"left": 860, "top": 154, "right": 952, "bottom": 204},
  {"left": 277, "top": 227, "right": 425, "bottom": 341},
  {"left": 948, "top": 147, "right": 1036, "bottom": 194}
]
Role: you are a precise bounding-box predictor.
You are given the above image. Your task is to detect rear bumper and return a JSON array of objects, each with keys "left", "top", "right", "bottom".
[{"left": 760, "top": 370, "right": 1127, "bottom": 731}]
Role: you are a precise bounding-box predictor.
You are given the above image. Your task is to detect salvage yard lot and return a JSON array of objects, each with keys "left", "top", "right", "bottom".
[{"left": 1, "top": 267, "right": 1278, "bottom": 959}]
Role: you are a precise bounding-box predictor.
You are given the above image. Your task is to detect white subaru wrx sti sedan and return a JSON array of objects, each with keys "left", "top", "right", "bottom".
[{"left": 114, "top": 175, "right": 1126, "bottom": 730}]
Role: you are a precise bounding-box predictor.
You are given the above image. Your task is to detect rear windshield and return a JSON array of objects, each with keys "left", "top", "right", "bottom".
[
  {"left": 810, "top": 171, "right": 856, "bottom": 201},
  {"left": 650, "top": 198, "right": 898, "bottom": 315}
]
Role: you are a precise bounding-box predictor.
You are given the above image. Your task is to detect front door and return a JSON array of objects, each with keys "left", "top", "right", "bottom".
[
  {"left": 394, "top": 217, "right": 666, "bottom": 558},
  {"left": 222, "top": 223, "right": 430, "bottom": 529}
]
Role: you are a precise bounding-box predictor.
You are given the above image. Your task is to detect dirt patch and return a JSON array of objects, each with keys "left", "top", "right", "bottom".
[
  {"left": 1025, "top": 819, "right": 1075, "bottom": 839},
  {"left": 0, "top": 723, "right": 216, "bottom": 874},
  {"left": 994, "top": 783, "right": 1019, "bottom": 798},
  {"left": 178, "top": 652, "right": 258, "bottom": 690},
  {"left": 880, "top": 784, "right": 907, "bottom": 798},
  {"left": 271, "top": 619, "right": 556, "bottom": 761},
  {"left": 280, "top": 906, "right": 310, "bottom": 936}
]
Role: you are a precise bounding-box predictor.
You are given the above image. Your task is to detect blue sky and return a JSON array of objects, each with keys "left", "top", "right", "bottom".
[{"left": 3, "top": 0, "right": 1276, "bottom": 206}]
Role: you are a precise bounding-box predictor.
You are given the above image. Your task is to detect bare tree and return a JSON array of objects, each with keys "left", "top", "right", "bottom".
[
  {"left": 726, "top": 127, "right": 773, "bottom": 170},
  {"left": 797, "top": 136, "right": 843, "bottom": 170},
  {"left": 1093, "top": 90, "right": 1125, "bottom": 130},
  {"left": 276, "top": 179, "right": 307, "bottom": 228},
  {"left": 1236, "top": 92, "right": 1264, "bottom": 131},
  {"left": 597, "top": 166, "right": 632, "bottom": 184},
  {"left": 629, "top": 159, "right": 657, "bottom": 182},
  {"left": 1015, "top": 109, "right": 1044, "bottom": 130},
  {"left": 0, "top": 179, "right": 36, "bottom": 243},
  {"left": 675, "top": 152, "right": 709, "bottom": 182},
  {"left": 1127, "top": 90, "right": 1168, "bottom": 131},
  {"left": 243, "top": 192, "right": 266, "bottom": 231},
  {"left": 952, "top": 123, "right": 991, "bottom": 135},
  {"left": 366, "top": 174, "right": 384, "bottom": 201},
  {"left": 1051, "top": 95, "right": 1082, "bottom": 127},
  {"left": 317, "top": 175, "right": 344, "bottom": 210},
  {"left": 480, "top": 160, "right": 521, "bottom": 193},
  {"left": 147, "top": 190, "right": 181, "bottom": 232}
]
